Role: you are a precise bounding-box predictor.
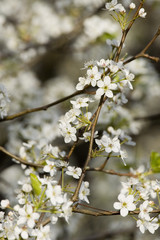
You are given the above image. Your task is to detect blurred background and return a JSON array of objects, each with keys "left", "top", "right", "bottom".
[{"left": 0, "top": 0, "right": 160, "bottom": 239}]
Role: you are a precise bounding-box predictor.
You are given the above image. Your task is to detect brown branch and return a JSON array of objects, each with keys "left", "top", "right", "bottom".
[
  {"left": 39, "top": 203, "right": 160, "bottom": 227},
  {"left": 115, "top": 1, "right": 144, "bottom": 62},
  {"left": 36, "top": 213, "right": 46, "bottom": 228},
  {"left": 0, "top": 146, "right": 43, "bottom": 168},
  {"left": 98, "top": 153, "right": 111, "bottom": 170},
  {"left": 72, "top": 96, "right": 106, "bottom": 202},
  {"left": 0, "top": 88, "right": 89, "bottom": 122},
  {"left": 39, "top": 204, "right": 160, "bottom": 230},
  {"left": 124, "top": 26, "right": 160, "bottom": 65},
  {"left": 73, "top": 206, "right": 160, "bottom": 217},
  {"left": 87, "top": 167, "right": 137, "bottom": 178}
]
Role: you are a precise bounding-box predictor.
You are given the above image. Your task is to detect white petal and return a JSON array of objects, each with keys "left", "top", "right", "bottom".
[
  {"left": 128, "top": 203, "right": 136, "bottom": 211},
  {"left": 96, "top": 88, "right": 104, "bottom": 96},
  {"left": 106, "top": 90, "right": 113, "bottom": 98},
  {"left": 126, "top": 195, "right": 134, "bottom": 203},
  {"left": 97, "top": 80, "right": 104, "bottom": 87},
  {"left": 120, "top": 208, "right": 128, "bottom": 217},
  {"left": 110, "top": 83, "right": 117, "bottom": 90},
  {"left": 27, "top": 218, "right": 35, "bottom": 228},
  {"left": 118, "top": 194, "right": 125, "bottom": 202},
  {"left": 104, "top": 76, "right": 111, "bottom": 85},
  {"left": 113, "top": 202, "right": 121, "bottom": 210}
]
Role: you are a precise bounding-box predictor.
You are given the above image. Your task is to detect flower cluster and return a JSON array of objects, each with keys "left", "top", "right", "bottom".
[
  {"left": 114, "top": 166, "right": 160, "bottom": 234},
  {"left": 59, "top": 57, "right": 134, "bottom": 145},
  {"left": 59, "top": 96, "right": 94, "bottom": 143},
  {"left": 0, "top": 143, "right": 90, "bottom": 239},
  {"left": 76, "top": 59, "right": 134, "bottom": 96}
]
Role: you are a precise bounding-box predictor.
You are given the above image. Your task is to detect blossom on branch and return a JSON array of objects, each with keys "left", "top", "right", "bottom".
[
  {"left": 113, "top": 193, "right": 136, "bottom": 217},
  {"left": 96, "top": 76, "right": 117, "bottom": 98},
  {"left": 105, "top": 0, "right": 126, "bottom": 13}
]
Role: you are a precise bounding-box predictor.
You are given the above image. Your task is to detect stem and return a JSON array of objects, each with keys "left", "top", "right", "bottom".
[
  {"left": 98, "top": 153, "right": 111, "bottom": 170},
  {"left": 124, "top": 26, "right": 160, "bottom": 65},
  {"left": 0, "top": 146, "right": 43, "bottom": 168},
  {"left": 73, "top": 206, "right": 160, "bottom": 217},
  {"left": 72, "top": 95, "right": 106, "bottom": 202},
  {"left": 115, "top": 1, "right": 144, "bottom": 62},
  {"left": 0, "top": 88, "right": 89, "bottom": 122},
  {"left": 87, "top": 167, "right": 137, "bottom": 178}
]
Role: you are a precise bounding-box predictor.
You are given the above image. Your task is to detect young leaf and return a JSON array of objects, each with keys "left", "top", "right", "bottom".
[
  {"left": 30, "top": 173, "right": 42, "bottom": 196},
  {"left": 150, "top": 152, "right": 160, "bottom": 173}
]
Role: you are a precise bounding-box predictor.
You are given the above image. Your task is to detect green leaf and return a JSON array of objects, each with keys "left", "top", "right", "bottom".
[
  {"left": 150, "top": 152, "right": 160, "bottom": 173},
  {"left": 30, "top": 173, "right": 42, "bottom": 196}
]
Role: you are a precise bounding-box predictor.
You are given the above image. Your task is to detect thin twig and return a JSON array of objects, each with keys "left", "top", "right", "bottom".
[
  {"left": 0, "top": 88, "right": 89, "bottom": 122},
  {"left": 36, "top": 213, "right": 46, "bottom": 228},
  {"left": 73, "top": 206, "right": 160, "bottom": 217},
  {"left": 72, "top": 96, "right": 106, "bottom": 202},
  {"left": 0, "top": 146, "right": 43, "bottom": 168},
  {"left": 98, "top": 153, "right": 111, "bottom": 170},
  {"left": 124, "top": 26, "right": 160, "bottom": 65},
  {"left": 40, "top": 205, "right": 160, "bottom": 227},
  {"left": 87, "top": 167, "right": 137, "bottom": 178},
  {"left": 115, "top": 1, "right": 144, "bottom": 62}
]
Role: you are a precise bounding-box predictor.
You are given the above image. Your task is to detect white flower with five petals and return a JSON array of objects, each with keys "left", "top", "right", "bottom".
[
  {"left": 113, "top": 194, "right": 136, "bottom": 217},
  {"left": 86, "top": 66, "right": 101, "bottom": 87},
  {"left": 17, "top": 204, "right": 39, "bottom": 228},
  {"left": 96, "top": 76, "right": 117, "bottom": 98}
]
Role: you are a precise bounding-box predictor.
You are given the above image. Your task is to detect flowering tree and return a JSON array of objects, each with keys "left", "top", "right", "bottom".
[{"left": 0, "top": 0, "right": 160, "bottom": 239}]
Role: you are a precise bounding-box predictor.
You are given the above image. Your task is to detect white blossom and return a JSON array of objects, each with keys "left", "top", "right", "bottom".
[
  {"left": 66, "top": 166, "right": 82, "bottom": 179},
  {"left": 96, "top": 76, "right": 117, "bottom": 98},
  {"left": 70, "top": 97, "right": 91, "bottom": 109},
  {"left": 59, "top": 121, "right": 77, "bottom": 143},
  {"left": 79, "top": 181, "right": 90, "bottom": 203},
  {"left": 18, "top": 204, "right": 39, "bottom": 228},
  {"left": 97, "top": 59, "right": 110, "bottom": 68},
  {"left": 96, "top": 134, "right": 120, "bottom": 153},
  {"left": 76, "top": 77, "right": 90, "bottom": 90},
  {"left": 121, "top": 69, "right": 135, "bottom": 90},
  {"left": 129, "top": 3, "right": 136, "bottom": 9},
  {"left": 139, "top": 8, "right": 147, "bottom": 18},
  {"left": 22, "top": 183, "right": 32, "bottom": 193},
  {"left": 109, "top": 60, "right": 123, "bottom": 73},
  {"left": 105, "top": 0, "right": 126, "bottom": 13},
  {"left": 46, "top": 183, "right": 64, "bottom": 206},
  {"left": 1, "top": 199, "right": 10, "bottom": 209},
  {"left": 79, "top": 130, "right": 98, "bottom": 142},
  {"left": 65, "top": 108, "right": 81, "bottom": 123},
  {"left": 43, "top": 160, "right": 57, "bottom": 177},
  {"left": 113, "top": 194, "right": 136, "bottom": 217},
  {"left": 138, "top": 201, "right": 153, "bottom": 221},
  {"left": 32, "top": 225, "right": 51, "bottom": 240},
  {"left": 137, "top": 218, "right": 159, "bottom": 234},
  {"left": 86, "top": 66, "right": 101, "bottom": 87},
  {"left": 60, "top": 196, "right": 73, "bottom": 223}
]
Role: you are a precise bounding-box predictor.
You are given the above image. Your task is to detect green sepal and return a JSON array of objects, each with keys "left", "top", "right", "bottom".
[
  {"left": 150, "top": 152, "right": 160, "bottom": 173},
  {"left": 30, "top": 173, "right": 42, "bottom": 196}
]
